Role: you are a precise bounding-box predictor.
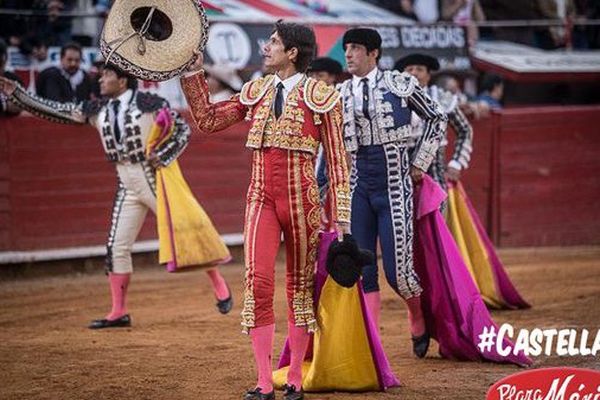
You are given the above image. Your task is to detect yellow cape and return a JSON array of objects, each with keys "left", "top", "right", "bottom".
[
  {"left": 446, "top": 184, "right": 504, "bottom": 308},
  {"left": 147, "top": 113, "right": 230, "bottom": 271}
]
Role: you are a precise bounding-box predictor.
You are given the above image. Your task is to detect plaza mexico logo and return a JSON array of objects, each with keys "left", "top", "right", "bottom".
[{"left": 487, "top": 368, "right": 600, "bottom": 400}]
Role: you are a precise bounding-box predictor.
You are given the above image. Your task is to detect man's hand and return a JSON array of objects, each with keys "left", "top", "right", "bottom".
[
  {"left": 410, "top": 166, "right": 424, "bottom": 183},
  {"left": 445, "top": 166, "right": 461, "bottom": 182},
  {"left": 335, "top": 221, "right": 350, "bottom": 241},
  {"left": 186, "top": 50, "right": 204, "bottom": 74},
  {"left": 0, "top": 76, "right": 17, "bottom": 97},
  {"left": 147, "top": 152, "right": 162, "bottom": 169}
]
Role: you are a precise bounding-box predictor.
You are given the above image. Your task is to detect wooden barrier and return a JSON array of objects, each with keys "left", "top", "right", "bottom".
[{"left": 1, "top": 105, "right": 599, "bottom": 252}]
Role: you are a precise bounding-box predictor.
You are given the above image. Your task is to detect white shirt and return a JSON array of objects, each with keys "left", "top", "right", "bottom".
[
  {"left": 109, "top": 89, "right": 133, "bottom": 142},
  {"left": 413, "top": 0, "right": 439, "bottom": 23},
  {"left": 273, "top": 72, "right": 304, "bottom": 109},
  {"left": 351, "top": 67, "right": 378, "bottom": 116}
]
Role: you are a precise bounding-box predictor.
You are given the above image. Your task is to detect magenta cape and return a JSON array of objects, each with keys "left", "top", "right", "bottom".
[
  {"left": 275, "top": 231, "right": 400, "bottom": 391},
  {"left": 414, "top": 175, "right": 531, "bottom": 366}
]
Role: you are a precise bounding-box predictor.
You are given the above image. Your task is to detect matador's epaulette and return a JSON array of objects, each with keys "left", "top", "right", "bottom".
[
  {"left": 81, "top": 98, "right": 106, "bottom": 117},
  {"left": 435, "top": 87, "right": 459, "bottom": 114},
  {"left": 383, "top": 70, "right": 417, "bottom": 98},
  {"left": 303, "top": 77, "right": 340, "bottom": 113},
  {"left": 239, "top": 74, "right": 275, "bottom": 106},
  {"left": 136, "top": 91, "right": 168, "bottom": 113}
]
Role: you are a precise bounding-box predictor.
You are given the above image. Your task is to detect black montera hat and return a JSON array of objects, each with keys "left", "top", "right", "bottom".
[
  {"left": 308, "top": 57, "right": 343, "bottom": 75},
  {"left": 342, "top": 28, "right": 382, "bottom": 52},
  {"left": 394, "top": 53, "right": 440, "bottom": 72},
  {"left": 326, "top": 234, "right": 374, "bottom": 288}
]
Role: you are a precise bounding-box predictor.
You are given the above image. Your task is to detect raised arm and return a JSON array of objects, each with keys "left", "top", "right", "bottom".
[
  {"left": 180, "top": 70, "right": 247, "bottom": 135},
  {"left": 320, "top": 101, "right": 351, "bottom": 225},
  {"left": 447, "top": 105, "right": 473, "bottom": 174},
  {"left": 407, "top": 84, "right": 448, "bottom": 172},
  {"left": 0, "top": 77, "right": 87, "bottom": 125}
]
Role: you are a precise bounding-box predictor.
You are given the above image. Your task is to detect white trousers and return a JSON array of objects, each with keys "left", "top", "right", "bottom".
[{"left": 106, "top": 162, "right": 157, "bottom": 274}]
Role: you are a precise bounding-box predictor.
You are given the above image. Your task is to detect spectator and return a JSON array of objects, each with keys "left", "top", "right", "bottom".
[
  {"left": 40, "top": 0, "right": 76, "bottom": 46},
  {"left": 203, "top": 64, "right": 243, "bottom": 102},
  {"left": 367, "top": 0, "right": 439, "bottom": 22},
  {"left": 476, "top": 73, "right": 504, "bottom": 109},
  {"left": 36, "top": 41, "right": 92, "bottom": 102},
  {"left": 0, "top": 38, "right": 23, "bottom": 116},
  {"left": 536, "top": 0, "right": 576, "bottom": 49},
  {"left": 307, "top": 57, "right": 343, "bottom": 86},
  {"left": 441, "top": 0, "right": 486, "bottom": 46},
  {"left": 436, "top": 73, "right": 490, "bottom": 118},
  {"left": 18, "top": 36, "right": 53, "bottom": 92}
]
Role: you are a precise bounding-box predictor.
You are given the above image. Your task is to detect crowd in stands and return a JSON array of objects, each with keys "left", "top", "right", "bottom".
[
  {"left": 1, "top": 1, "right": 598, "bottom": 50},
  {"left": 366, "top": 0, "right": 600, "bottom": 49},
  {"left": 0, "top": 0, "right": 597, "bottom": 118}
]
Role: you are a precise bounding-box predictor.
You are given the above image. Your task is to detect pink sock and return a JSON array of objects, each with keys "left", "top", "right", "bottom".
[
  {"left": 250, "top": 324, "right": 275, "bottom": 393},
  {"left": 287, "top": 322, "right": 310, "bottom": 389},
  {"left": 364, "top": 291, "right": 381, "bottom": 329},
  {"left": 405, "top": 296, "right": 426, "bottom": 337},
  {"left": 106, "top": 273, "right": 130, "bottom": 320},
  {"left": 205, "top": 268, "right": 230, "bottom": 301}
]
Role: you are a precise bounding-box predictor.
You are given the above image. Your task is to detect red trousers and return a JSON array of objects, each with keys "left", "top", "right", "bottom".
[{"left": 241, "top": 148, "right": 321, "bottom": 332}]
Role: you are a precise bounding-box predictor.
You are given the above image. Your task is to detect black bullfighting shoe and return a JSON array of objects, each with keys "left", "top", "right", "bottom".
[
  {"left": 243, "top": 387, "right": 275, "bottom": 400},
  {"left": 88, "top": 314, "right": 131, "bottom": 330},
  {"left": 412, "top": 331, "right": 431, "bottom": 358},
  {"left": 216, "top": 284, "right": 233, "bottom": 315},
  {"left": 283, "top": 384, "right": 304, "bottom": 400}
]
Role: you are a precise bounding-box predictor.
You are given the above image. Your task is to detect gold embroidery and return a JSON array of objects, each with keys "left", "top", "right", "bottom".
[
  {"left": 289, "top": 152, "right": 318, "bottom": 332},
  {"left": 240, "top": 75, "right": 275, "bottom": 106},
  {"left": 304, "top": 78, "right": 341, "bottom": 113},
  {"left": 241, "top": 150, "right": 265, "bottom": 333},
  {"left": 245, "top": 84, "right": 320, "bottom": 155}
]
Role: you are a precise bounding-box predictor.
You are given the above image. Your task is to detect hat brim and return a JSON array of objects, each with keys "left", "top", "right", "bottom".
[
  {"left": 395, "top": 54, "right": 440, "bottom": 72},
  {"left": 101, "top": 0, "right": 209, "bottom": 82}
]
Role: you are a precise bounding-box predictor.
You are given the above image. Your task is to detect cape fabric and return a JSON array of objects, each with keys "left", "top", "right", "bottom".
[
  {"left": 446, "top": 181, "right": 529, "bottom": 309},
  {"left": 414, "top": 176, "right": 531, "bottom": 366},
  {"left": 147, "top": 109, "right": 230, "bottom": 272},
  {"left": 273, "top": 231, "right": 400, "bottom": 392}
]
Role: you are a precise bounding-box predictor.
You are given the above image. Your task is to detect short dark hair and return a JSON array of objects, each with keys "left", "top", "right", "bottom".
[
  {"left": 60, "top": 42, "right": 82, "bottom": 59},
  {"left": 480, "top": 73, "right": 503, "bottom": 92},
  {"left": 18, "top": 35, "right": 48, "bottom": 56},
  {"left": 104, "top": 63, "right": 139, "bottom": 90},
  {"left": 273, "top": 20, "right": 316, "bottom": 73}
]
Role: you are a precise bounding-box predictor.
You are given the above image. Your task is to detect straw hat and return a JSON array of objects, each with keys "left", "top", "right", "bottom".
[
  {"left": 100, "top": 0, "right": 209, "bottom": 81},
  {"left": 204, "top": 64, "right": 243, "bottom": 91}
]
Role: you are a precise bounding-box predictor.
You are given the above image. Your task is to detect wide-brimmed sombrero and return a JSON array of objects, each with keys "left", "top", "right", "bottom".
[{"left": 100, "top": 0, "right": 209, "bottom": 81}]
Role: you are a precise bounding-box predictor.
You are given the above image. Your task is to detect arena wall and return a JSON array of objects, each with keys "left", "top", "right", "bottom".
[{"left": 0, "top": 106, "right": 598, "bottom": 253}]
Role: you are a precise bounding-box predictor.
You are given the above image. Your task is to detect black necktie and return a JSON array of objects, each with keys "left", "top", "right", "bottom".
[
  {"left": 361, "top": 78, "right": 371, "bottom": 120},
  {"left": 111, "top": 100, "right": 121, "bottom": 142},
  {"left": 274, "top": 82, "right": 284, "bottom": 119}
]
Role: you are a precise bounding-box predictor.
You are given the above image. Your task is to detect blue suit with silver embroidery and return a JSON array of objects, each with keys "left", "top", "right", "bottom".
[{"left": 338, "top": 69, "right": 446, "bottom": 299}]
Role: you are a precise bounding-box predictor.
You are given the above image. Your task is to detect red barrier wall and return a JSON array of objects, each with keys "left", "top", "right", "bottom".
[
  {"left": 1, "top": 105, "right": 599, "bottom": 252},
  {"left": 493, "top": 106, "right": 600, "bottom": 247},
  {"left": 0, "top": 114, "right": 251, "bottom": 251}
]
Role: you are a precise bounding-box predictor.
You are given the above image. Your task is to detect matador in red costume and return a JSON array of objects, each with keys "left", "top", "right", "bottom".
[{"left": 180, "top": 21, "right": 349, "bottom": 400}]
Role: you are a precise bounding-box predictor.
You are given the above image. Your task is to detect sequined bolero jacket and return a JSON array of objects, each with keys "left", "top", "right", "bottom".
[
  {"left": 9, "top": 85, "right": 190, "bottom": 167},
  {"left": 180, "top": 71, "right": 351, "bottom": 223}
]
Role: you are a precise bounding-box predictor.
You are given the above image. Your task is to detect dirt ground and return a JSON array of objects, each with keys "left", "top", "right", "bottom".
[{"left": 1, "top": 246, "right": 599, "bottom": 400}]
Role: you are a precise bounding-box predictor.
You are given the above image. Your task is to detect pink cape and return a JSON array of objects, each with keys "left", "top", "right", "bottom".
[{"left": 414, "top": 175, "right": 531, "bottom": 366}]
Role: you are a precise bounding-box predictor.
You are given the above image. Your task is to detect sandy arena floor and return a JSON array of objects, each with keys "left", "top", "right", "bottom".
[{"left": 1, "top": 247, "right": 599, "bottom": 400}]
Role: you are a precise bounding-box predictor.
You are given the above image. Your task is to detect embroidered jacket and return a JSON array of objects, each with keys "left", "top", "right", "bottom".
[
  {"left": 409, "top": 85, "right": 473, "bottom": 171},
  {"left": 10, "top": 84, "right": 190, "bottom": 166},
  {"left": 339, "top": 69, "right": 447, "bottom": 171},
  {"left": 180, "top": 71, "right": 350, "bottom": 223}
]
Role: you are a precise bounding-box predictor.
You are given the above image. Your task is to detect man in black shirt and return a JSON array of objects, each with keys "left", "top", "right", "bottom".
[{"left": 36, "top": 42, "right": 93, "bottom": 102}]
